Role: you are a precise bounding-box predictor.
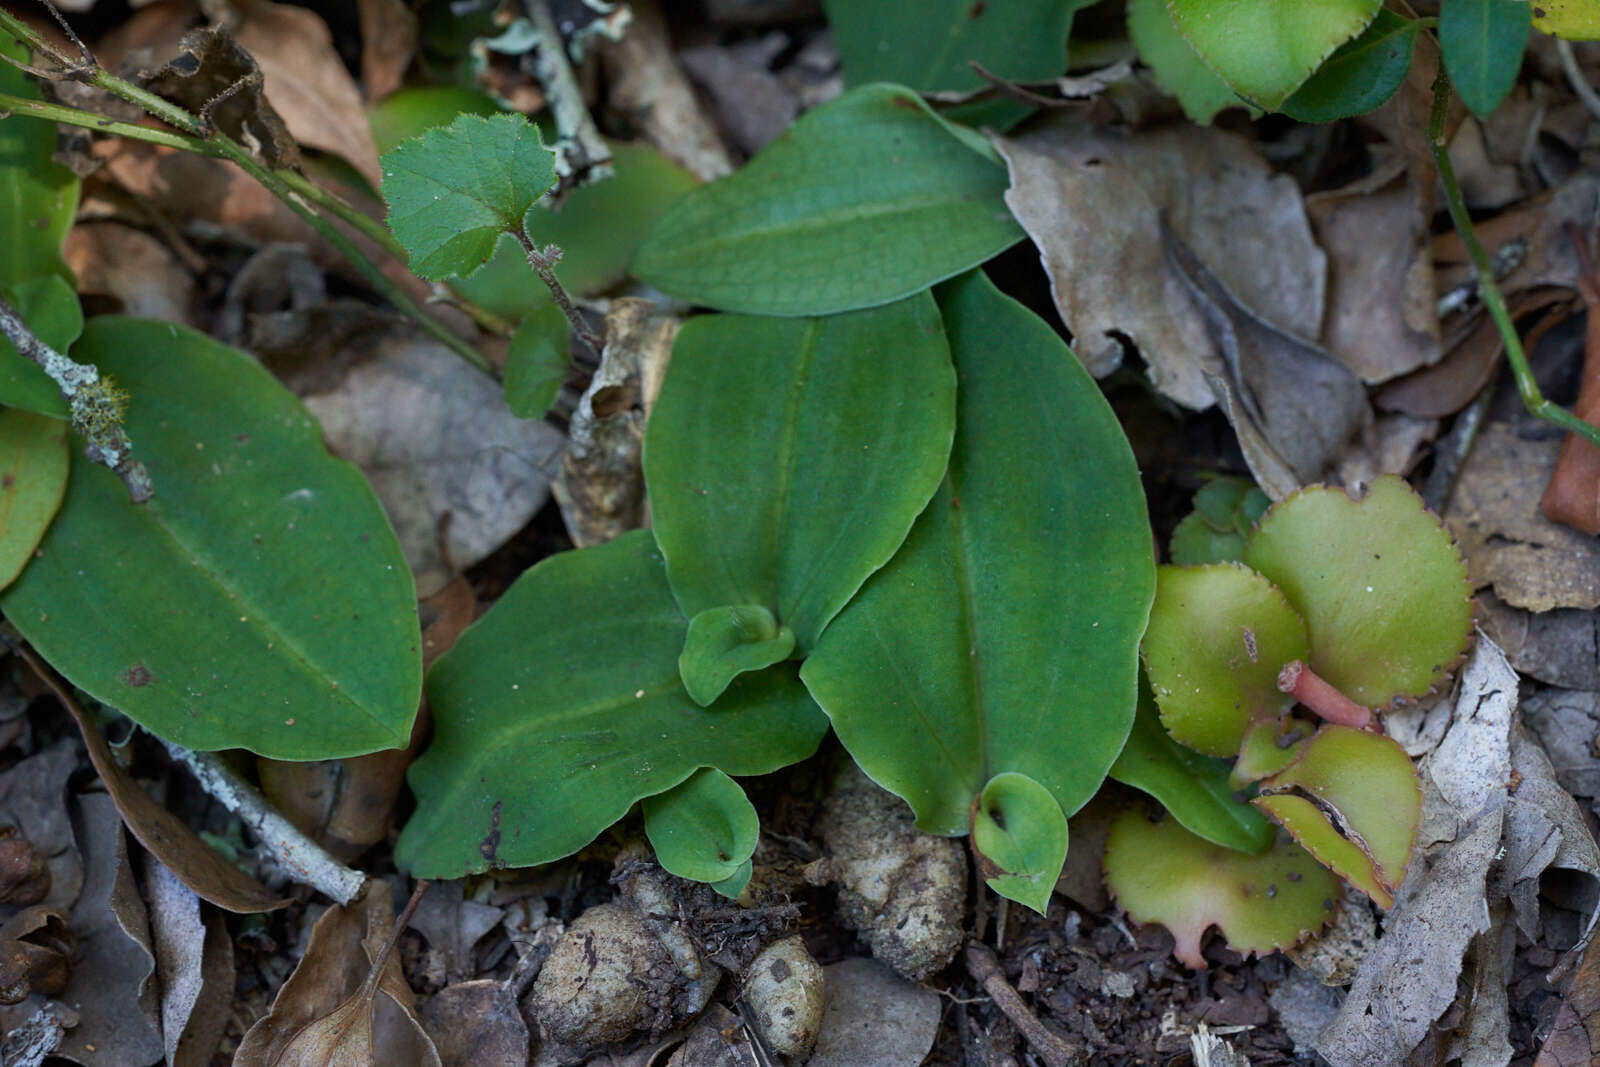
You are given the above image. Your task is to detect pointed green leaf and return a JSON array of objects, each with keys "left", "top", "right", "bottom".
[
  {"left": 1439, "top": 0, "right": 1531, "bottom": 117},
  {"left": 0, "top": 276, "right": 80, "bottom": 417},
  {"left": 1, "top": 318, "right": 421, "bottom": 758},
  {"left": 801, "top": 271, "right": 1155, "bottom": 835},
  {"left": 0, "top": 38, "right": 79, "bottom": 286},
  {"left": 0, "top": 409, "right": 68, "bottom": 590},
  {"left": 1110, "top": 677, "right": 1275, "bottom": 855},
  {"left": 1167, "top": 0, "right": 1381, "bottom": 109},
  {"left": 680, "top": 605, "right": 796, "bottom": 707},
  {"left": 645, "top": 292, "right": 955, "bottom": 669},
  {"left": 502, "top": 303, "right": 568, "bottom": 419},
  {"left": 1128, "top": 0, "right": 1256, "bottom": 124},
  {"left": 643, "top": 767, "right": 760, "bottom": 895},
  {"left": 972, "top": 772, "right": 1068, "bottom": 914},
  {"left": 381, "top": 112, "right": 557, "bottom": 279},
  {"left": 1281, "top": 10, "right": 1419, "bottom": 122},
  {"left": 397, "top": 531, "right": 828, "bottom": 879},
  {"left": 633, "top": 84, "right": 1023, "bottom": 317}
]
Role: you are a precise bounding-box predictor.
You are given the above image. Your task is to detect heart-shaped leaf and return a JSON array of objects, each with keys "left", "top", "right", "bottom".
[
  {"left": 645, "top": 292, "right": 955, "bottom": 702},
  {"left": 800, "top": 271, "right": 1154, "bottom": 906},
  {"left": 1103, "top": 807, "right": 1342, "bottom": 968},
  {"left": 1167, "top": 0, "right": 1382, "bottom": 110},
  {"left": 0, "top": 276, "right": 79, "bottom": 417},
  {"left": 971, "top": 772, "right": 1068, "bottom": 916},
  {"left": 633, "top": 84, "right": 1022, "bottom": 317},
  {"left": 1141, "top": 563, "right": 1309, "bottom": 756},
  {"left": 0, "top": 409, "right": 68, "bottom": 590},
  {"left": 396, "top": 531, "right": 828, "bottom": 879},
  {"left": 1281, "top": 9, "right": 1419, "bottom": 123},
  {"left": 642, "top": 767, "right": 759, "bottom": 897},
  {"left": 1128, "top": 0, "right": 1256, "bottom": 124},
  {"left": 1439, "top": 0, "right": 1531, "bottom": 118},
  {"left": 1168, "top": 477, "right": 1271, "bottom": 566},
  {"left": 1241, "top": 476, "right": 1473, "bottom": 708},
  {"left": 2, "top": 317, "right": 421, "bottom": 758},
  {"left": 0, "top": 37, "right": 79, "bottom": 286}
]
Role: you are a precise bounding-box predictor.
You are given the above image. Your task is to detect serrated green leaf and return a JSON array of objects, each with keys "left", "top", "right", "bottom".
[
  {"left": 1128, "top": 0, "right": 1256, "bottom": 124},
  {"left": 0, "top": 276, "right": 80, "bottom": 417},
  {"left": 0, "top": 409, "right": 68, "bottom": 590},
  {"left": 642, "top": 767, "right": 760, "bottom": 894},
  {"left": 680, "top": 605, "right": 796, "bottom": 707},
  {"left": 0, "top": 38, "right": 79, "bottom": 287},
  {"left": 1440, "top": 0, "right": 1530, "bottom": 117},
  {"left": 645, "top": 292, "right": 955, "bottom": 673},
  {"left": 633, "top": 84, "right": 1023, "bottom": 317},
  {"left": 1, "top": 318, "right": 421, "bottom": 758},
  {"left": 502, "top": 303, "right": 568, "bottom": 419},
  {"left": 381, "top": 112, "right": 557, "bottom": 279},
  {"left": 397, "top": 531, "right": 829, "bottom": 879},
  {"left": 801, "top": 271, "right": 1154, "bottom": 838},
  {"left": 1281, "top": 9, "right": 1419, "bottom": 122},
  {"left": 972, "top": 772, "right": 1068, "bottom": 914},
  {"left": 1168, "top": 0, "right": 1381, "bottom": 110}
]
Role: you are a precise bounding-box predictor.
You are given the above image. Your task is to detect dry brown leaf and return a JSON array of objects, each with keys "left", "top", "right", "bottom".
[
  {"left": 995, "top": 118, "right": 1325, "bottom": 410},
  {"left": 417, "top": 952, "right": 536, "bottom": 1067},
  {"left": 146, "top": 858, "right": 234, "bottom": 1067},
  {"left": 663, "top": 1003, "right": 758, "bottom": 1067},
  {"left": 678, "top": 38, "right": 800, "bottom": 155},
  {"left": 1523, "top": 686, "right": 1600, "bottom": 800},
  {"left": 1478, "top": 593, "right": 1600, "bottom": 690},
  {"left": 1540, "top": 250, "right": 1600, "bottom": 535},
  {"left": 805, "top": 958, "right": 941, "bottom": 1067},
  {"left": 1500, "top": 729, "right": 1600, "bottom": 938},
  {"left": 1433, "top": 174, "right": 1600, "bottom": 298},
  {"left": 405, "top": 880, "right": 503, "bottom": 985},
  {"left": 0, "top": 740, "right": 82, "bottom": 914},
  {"left": 1448, "top": 117, "right": 1525, "bottom": 212},
  {"left": 1535, "top": 933, "right": 1600, "bottom": 1066},
  {"left": 356, "top": 0, "right": 416, "bottom": 102},
  {"left": 63, "top": 222, "right": 194, "bottom": 323},
  {"left": 141, "top": 24, "right": 300, "bottom": 170}
]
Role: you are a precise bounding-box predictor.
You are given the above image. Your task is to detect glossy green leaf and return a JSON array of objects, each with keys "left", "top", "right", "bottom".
[
  {"left": 0, "top": 276, "right": 80, "bottom": 417},
  {"left": 0, "top": 38, "right": 79, "bottom": 286},
  {"left": 380, "top": 112, "right": 557, "bottom": 279},
  {"left": 0, "top": 408, "right": 68, "bottom": 590},
  {"left": 680, "top": 605, "right": 797, "bottom": 707},
  {"left": 1128, "top": 0, "right": 1256, "bottom": 124},
  {"left": 502, "top": 303, "right": 567, "bottom": 419},
  {"left": 1168, "top": 477, "right": 1270, "bottom": 565},
  {"left": 633, "top": 84, "right": 1023, "bottom": 317},
  {"left": 1281, "top": 10, "right": 1419, "bottom": 122},
  {"left": 397, "top": 531, "right": 828, "bottom": 879},
  {"left": 1440, "top": 0, "right": 1530, "bottom": 117},
  {"left": 1, "top": 318, "right": 421, "bottom": 758},
  {"left": 801, "top": 271, "right": 1154, "bottom": 864},
  {"left": 367, "top": 85, "right": 504, "bottom": 156},
  {"left": 972, "top": 773, "right": 1068, "bottom": 916},
  {"left": 1141, "top": 564, "right": 1309, "bottom": 756},
  {"left": 1110, "top": 677, "right": 1275, "bottom": 855},
  {"left": 1103, "top": 807, "right": 1342, "bottom": 968},
  {"left": 1168, "top": 0, "right": 1381, "bottom": 110},
  {"left": 645, "top": 292, "right": 955, "bottom": 690},
  {"left": 1242, "top": 476, "right": 1473, "bottom": 708},
  {"left": 642, "top": 767, "right": 760, "bottom": 896}
]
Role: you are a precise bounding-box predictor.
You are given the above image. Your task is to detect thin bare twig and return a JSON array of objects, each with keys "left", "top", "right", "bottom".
[
  {"left": 964, "top": 942, "right": 1084, "bottom": 1067},
  {"left": 522, "top": 0, "right": 612, "bottom": 189}
]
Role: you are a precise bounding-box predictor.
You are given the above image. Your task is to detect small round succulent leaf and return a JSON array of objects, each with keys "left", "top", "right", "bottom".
[
  {"left": 1242, "top": 476, "right": 1473, "bottom": 708},
  {"left": 1252, "top": 793, "right": 1392, "bottom": 909},
  {"left": 1230, "top": 718, "right": 1309, "bottom": 787},
  {"left": 679, "top": 604, "right": 796, "bottom": 707},
  {"left": 1103, "top": 808, "right": 1342, "bottom": 969},
  {"left": 1141, "top": 564, "right": 1309, "bottom": 756},
  {"left": 971, "top": 772, "right": 1068, "bottom": 916}
]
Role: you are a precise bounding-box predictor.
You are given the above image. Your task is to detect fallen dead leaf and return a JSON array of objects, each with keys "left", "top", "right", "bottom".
[
  {"left": 805, "top": 957, "right": 941, "bottom": 1067},
  {"left": 678, "top": 36, "right": 800, "bottom": 155},
  {"left": 1478, "top": 592, "right": 1600, "bottom": 690},
  {"left": 356, "top": 0, "right": 416, "bottom": 103},
  {"left": 146, "top": 857, "right": 234, "bottom": 1067},
  {"left": 1500, "top": 728, "right": 1600, "bottom": 938},
  {"left": 63, "top": 221, "right": 195, "bottom": 323},
  {"left": 1536, "top": 932, "right": 1600, "bottom": 1065},
  {"left": 0, "top": 740, "right": 82, "bottom": 914},
  {"left": 1434, "top": 174, "right": 1600, "bottom": 299},
  {"left": 405, "top": 879, "right": 504, "bottom": 985},
  {"left": 417, "top": 948, "right": 539, "bottom": 1067},
  {"left": 1540, "top": 236, "right": 1600, "bottom": 535},
  {"left": 1523, "top": 686, "right": 1600, "bottom": 801}
]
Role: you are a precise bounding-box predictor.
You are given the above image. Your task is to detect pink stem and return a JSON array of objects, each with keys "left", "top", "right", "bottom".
[{"left": 1277, "top": 660, "right": 1374, "bottom": 730}]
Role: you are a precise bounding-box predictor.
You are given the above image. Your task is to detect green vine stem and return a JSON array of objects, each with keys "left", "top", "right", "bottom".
[{"left": 1428, "top": 67, "right": 1600, "bottom": 450}]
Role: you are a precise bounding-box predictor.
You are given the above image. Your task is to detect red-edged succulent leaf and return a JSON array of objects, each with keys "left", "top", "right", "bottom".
[
  {"left": 1141, "top": 564, "right": 1310, "bottom": 756},
  {"left": 1229, "top": 717, "right": 1311, "bottom": 788},
  {"left": 1242, "top": 476, "right": 1473, "bottom": 708},
  {"left": 1104, "top": 808, "right": 1341, "bottom": 968},
  {"left": 1252, "top": 725, "right": 1421, "bottom": 909}
]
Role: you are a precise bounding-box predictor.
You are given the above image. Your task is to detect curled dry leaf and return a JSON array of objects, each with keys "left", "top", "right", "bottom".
[
  {"left": 1477, "top": 592, "right": 1600, "bottom": 691},
  {"left": 0, "top": 740, "right": 81, "bottom": 913},
  {"left": 140, "top": 25, "right": 300, "bottom": 171},
  {"left": 1540, "top": 235, "right": 1600, "bottom": 535},
  {"left": 356, "top": 0, "right": 417, "bottom": 103},
  {"left": 1536, "top": 931, "right": 1600, "bottom": 1066},
  {"left": 146, "top": 858, "right": 234, "bottom": 1067},
  {"left": 62, "top": 222, "right": 194, "bottom": 324}
]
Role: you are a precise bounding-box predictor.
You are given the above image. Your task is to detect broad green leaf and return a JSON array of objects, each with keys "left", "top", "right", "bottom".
[
  {"left": 1110, "top": 678, "right": 1275, "bottom": 855},
  {"left": 642, "top": 767, "right": 759, "bottom": 896},
  {"left": 0, "top": 409, "right": 68, "bottom": 590},
  {"left": 0, "top": 38, "right": 79, "bottom": 286},
  {"left": 801, "top": 271, "right": 1154, "bottom": 855},
  {"left": 1242, "top": 476, "right": 1473, "bottom": 708},
  {"left": 633, "top": 84, "right": 1023, "bottom": 317},
  {"left": 972, "top": 773, "right": 1068, "bottom": 915},
  {"left": 381, "top": 112, "right": 557, "bottom": 279},
  {"left": 502, "top": 303, "right": 568, "bottom": 419},
  {"left": 1140, "top": 564, "right": 1308, "bottom": 756},
  {"left": 1103, "top": 807, "right": 1341, "bottom": 968},
  {"left": 1281, "top": 10, "right": 1419, "bottom": 122},
  {"left": 680, "top": 605, "right": 796, "bottom": 708},
  {"left": 397, "top": 531, "right": 828, "bottom": 879},
  {"left": 1439, "top": 0, "right": 1531, "bottom": 117},
  {"left": 645, "top": 291, "right": 955, "bottom": 699},
  {"left": 1532, "top": 0, "right": 1600, "bottom": 39},
  {"left": 1128, "top": 0, "right": 1256, "bottom": 124},
  {"left": 1168, "top": 476, "right": 1270, "bottom": 565},
  {"left": 0, "top": 276, "right": 80, "bottom": 417},
  {"left": 367, "top": 85, "right": 503, "bottom": 156},
  {"left": 824, "top": 0, "right": 1091, "bottom": 130},
  {"left": 1167, "top": 0, "right": 1381, "bottom": 110},
  {"left": 1, "top": 318, "right": 421, "bottom": 758}
]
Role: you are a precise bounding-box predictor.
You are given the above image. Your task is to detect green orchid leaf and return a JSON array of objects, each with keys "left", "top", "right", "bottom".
[
  {"left": 0, "top": 276, "right": 81, "bottom": 417},
  {"left": 1103, "top": 807, "right": 1342, "bottom": 968},
  {"left": 800, "top": 272, "right": 1154, "bottom": 870},
  {"left": 1110, "top": 677, "right": 1276, "bottom": 855},
  {"left": 642, "top": 767, "right": 760, "bottom": 896},
  {"left": 1167, "top": 0, "right": 1381, "bottom": 110},
  {"left": 1141, "top": 564, "right": 1309, "bottom": 756},
  {"left": 633, "top": 84, "right": 1023, "bottom": 317},
  {"left": 971, "top": 772, "right": 1069, "bottom": 916},
  {"left": 380, "top": 112, "right": 557, "bottom": 279},
  {"left": 1439, "top": 0, "right": 1531, "bottom": 117},
  {"left": 1, "top": 318, "right": 421, "bottom": 758},
  {"left": 680, "top": 605, "right": 797, "bottom": 707},
  {"left": 0, "top": 38, "right": 79, "bottom": 287},
  {"left": 502, "top": 303, "right": 568, "bottom": 419},
  {"left": 1128, "top": 0, "right": 1258, "bottom": 124},
  {"left": 1281, "top": 9, "right": 1419, "bottom": 122},
  {"left": 397, "top": 531, "right": 829, "bottom": 879},
  {"left": 709, "top": 861, "right": 754, "bottom": 899},
  {"left": 1168, "top": 476, "right": 1271, "bottom": 565},
  {"left": 645, "top": 292, "right": 955, "bottom": 684},
  {"left": 0, "top": 409, "right": 68, "bottom": 590},
  {"left": 1242, "top": 476, "right": 1473, "bottom": 708},
  {"left": 1254, "top": 725, "right": 1421, "bottom": 908}
]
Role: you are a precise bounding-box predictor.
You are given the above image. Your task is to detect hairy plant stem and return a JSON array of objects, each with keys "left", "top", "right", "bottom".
[
  {"left": 1277, "top": 660, "right": 1373, "bottom": 730},
  {"left": 1428, "top": 68, "right": 1600, "bottom": 450},
  {"left": 517, "top": 232, "right": 603, "bottom": 353}
]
